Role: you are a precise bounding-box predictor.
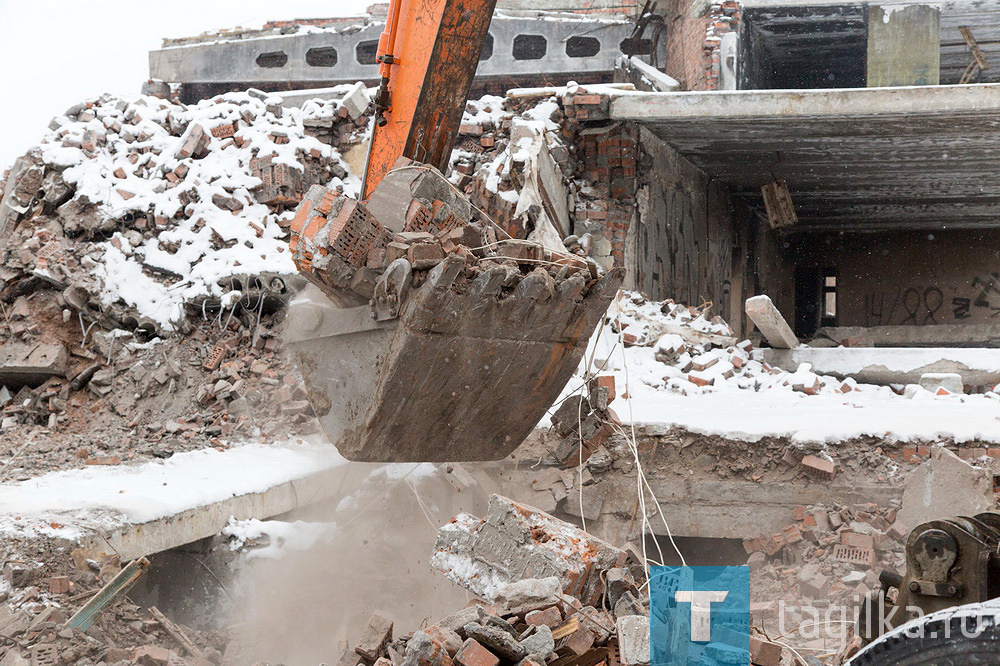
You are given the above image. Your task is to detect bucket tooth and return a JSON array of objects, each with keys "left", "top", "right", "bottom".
[
  {"left": 513, "top": 269, "right": 554, "bottom": 302},
  {"left": 427, "top": 255, "right": 465, "bottom": 291},
  {"left": 470, "top": 266, "right": 508, "bottom": 297},
  {"left": 557, "top": 274, "right": 587, "bottom": 302}
]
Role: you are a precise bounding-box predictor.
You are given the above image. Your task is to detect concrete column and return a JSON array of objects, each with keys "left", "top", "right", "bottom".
[{"left": 867, "top": 4, "right": 940, "bottom": 87}]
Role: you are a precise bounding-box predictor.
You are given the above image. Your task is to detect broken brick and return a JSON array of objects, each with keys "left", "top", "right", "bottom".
[{"left": 455, "top": 639, "right": 498, "bottom": 666}]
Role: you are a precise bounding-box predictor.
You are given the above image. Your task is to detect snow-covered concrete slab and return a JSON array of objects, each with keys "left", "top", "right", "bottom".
[
  {"left": 763, "top": 346, "right": 1000, "bottom": 385},
  {"left": 0, "top": 439, "right": 350, "bottom": 559},
  {"left": 614, "top": 389, "right": 1000, "bottom": 445}
]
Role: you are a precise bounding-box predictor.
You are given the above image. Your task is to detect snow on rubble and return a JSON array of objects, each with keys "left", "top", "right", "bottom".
[
  {"left": 19, "top": 91, "right": 356, "bottom": 331},
  {"left": 557, "top": 291, "right": 1000, "bottom": 445}
]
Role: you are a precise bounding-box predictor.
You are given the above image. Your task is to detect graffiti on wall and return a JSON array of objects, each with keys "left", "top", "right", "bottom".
[{"left": 865, "top": 273, "right": 1000, "bottom": 326}]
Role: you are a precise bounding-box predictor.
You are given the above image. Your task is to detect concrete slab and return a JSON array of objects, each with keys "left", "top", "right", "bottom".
[
  {"left": 762, "top": 346, "right": 1000, "bottom": 385},
  {"left": 898, "top": 447, "right": 994, "bottom": 532},
  {"left": 610, "top": 84, "right": 1000, "bottom": 231},
  {"left": 0, "top": 440, "right": 350, "bottom": 560}
]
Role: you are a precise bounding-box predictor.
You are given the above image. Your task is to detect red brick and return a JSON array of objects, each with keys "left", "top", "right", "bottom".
[
  {"left": 85, "top": 455, "right": 121, "bottom": 465},
  {"left": 801, "top": 455, "right": 835, "bottom": 480},
  {"left": 960, "top": 447, "right": 987, "bottom": 460},
  {"left": 783, "top": 524, "right": 802, "bottom": 544},
  {"left": 525, "top": 606, "right": 562, "bottom": 628},
  {"left": 841, "top": 532, "right": 875, "bottom": 549},
  {"left": 688, "top": 372, "right": 713, "bottom": 387},
  {"left": 48, "top": 576, "right": 70, "bottom": 594},
  {"left": 595, "top": 375, "right": 616, "bottom": 403},
  {"left": 455, "top": 639, "right": 498, "bottom": 666}
]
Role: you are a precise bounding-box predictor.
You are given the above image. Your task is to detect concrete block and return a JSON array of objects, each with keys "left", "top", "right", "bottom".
[
  {"left": 616, "top": 615, "right": 650, "bottom": 666},
  {"left": 494, "top": 577, "right": 562, "bottom": 616},
  {"left": 463, "top": 623, "right": 527, "bottom": 663},
  {"left": 518, "top": 624, "right": 554, "bottom": 659},
  {"left": 918, "top": 372, "right": 963, "bottom": 395},
  {"left": 341, "top": 81, "right": 371, "bottom": 120},
  {"left": 898, "top": 446, "right": 994, "bottom": 532},
  {"left": 0, "top": 342, "right": 69, "bottom": 388},
  {"left": 355, "top": 613, "right": 393, "bottom": 662},
  {"left": 745, "top": 295, "right": 797, "bottom": 349}
]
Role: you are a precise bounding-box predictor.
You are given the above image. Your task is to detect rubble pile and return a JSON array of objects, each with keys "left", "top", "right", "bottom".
[
  {"left": 407, "top": 495, "right": 799, "bottom": 666},
  {"left": 0, "top": 90, "right": 354, "bottom": 332},
  {"left": 742, "top": 501, "right": 906, "bottom": 647},
  {"left": 0, "top": 90, "right": 368, "bottom": 473},
  {"left": 450, "top": 95, "right": 577, "bottom": 244},
  {"left": 0, "top": 556, "right": 225, "bottom": 666},
  {"left": 598, "top": 292, "right": 861, "bottom": 397}
]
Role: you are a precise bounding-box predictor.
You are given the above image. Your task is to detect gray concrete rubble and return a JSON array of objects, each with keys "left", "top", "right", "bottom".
[
  {"left": 430, "top": 494, "right": 628, "bottom": 606},
  {"left": 0, "top": 342, "right": 68, "bottom": 388}
]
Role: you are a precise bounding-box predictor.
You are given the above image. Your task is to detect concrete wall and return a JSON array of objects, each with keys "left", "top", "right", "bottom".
[
  {"left": 798, "top": 229, "right": 1000, "bottom": 328},
  {"left": 867, "top": 4, "right": 940, "bottom": 87},
  {"left": 627, "top": 128, "right": 794, "bottom": 333}
]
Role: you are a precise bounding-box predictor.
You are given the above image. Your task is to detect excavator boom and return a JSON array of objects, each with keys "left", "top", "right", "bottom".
[{"left": 362, "top": 0, "right": 498, "bottom": 200}]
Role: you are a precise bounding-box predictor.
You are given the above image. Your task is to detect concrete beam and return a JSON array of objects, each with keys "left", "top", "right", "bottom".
[
  {"left": 762, "top": 347, "right": 1000, "bottom": 386},
  {"left": 746, "top": 295, "right": 798, "bottom": 349},
  {"left": 610, "top": 83, "right": 1000, "bottom": 122},
  {"left": 0, "top": 343, "right": 69, "bottom": 388},
  {"left": 562, "top": 465, "right": 902, "bottom": 541}
]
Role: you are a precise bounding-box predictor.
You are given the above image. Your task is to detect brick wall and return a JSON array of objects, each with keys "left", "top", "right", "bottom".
[
  {"left": 664, "top": 0, "right": 742, "bottom": 91},
  {"left": 560, "top": 94, "right": 640, "bottom": 269}
]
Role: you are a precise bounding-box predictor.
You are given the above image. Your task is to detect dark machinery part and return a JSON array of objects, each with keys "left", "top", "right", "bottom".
[{"left": 858, "top": 511, "right": 1000, "bottom": 646}]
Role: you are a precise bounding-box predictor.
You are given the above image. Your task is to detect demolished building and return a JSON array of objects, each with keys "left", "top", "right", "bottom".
[{"left": 2, "top": 0, "right": 1000, "bottom": 664}]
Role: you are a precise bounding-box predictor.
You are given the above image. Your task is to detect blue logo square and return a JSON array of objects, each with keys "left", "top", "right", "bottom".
[{"left": 650, "top": 566, "right": 755, "bottom": 666}]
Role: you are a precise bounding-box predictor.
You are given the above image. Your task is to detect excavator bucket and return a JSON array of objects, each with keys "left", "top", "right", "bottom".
[{"left": 283, "top": 170, "right": 622, "bottom": 462}]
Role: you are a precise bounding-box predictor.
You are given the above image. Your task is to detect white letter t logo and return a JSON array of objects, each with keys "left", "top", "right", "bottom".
[{"left": 674, "top": 591, "right": 729, "bottom": 641}]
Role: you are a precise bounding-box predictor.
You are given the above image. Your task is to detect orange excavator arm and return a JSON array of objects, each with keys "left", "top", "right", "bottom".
[{"left": 360, "top": 0, "right": 498, "bottom": 201}]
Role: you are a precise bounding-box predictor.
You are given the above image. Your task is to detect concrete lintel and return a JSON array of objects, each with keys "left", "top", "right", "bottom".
[{"left": 609, "top": 83, "right": 1000, "bottom": 122}]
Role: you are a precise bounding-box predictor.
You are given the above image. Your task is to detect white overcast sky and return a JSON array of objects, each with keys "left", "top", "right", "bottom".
[{"left": 0, "top": 0, "right": 372, "bottom": 170}]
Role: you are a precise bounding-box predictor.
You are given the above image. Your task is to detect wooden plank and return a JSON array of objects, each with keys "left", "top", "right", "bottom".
[{"left": 149, "top": 606, "right": 204, "bottom": 658}]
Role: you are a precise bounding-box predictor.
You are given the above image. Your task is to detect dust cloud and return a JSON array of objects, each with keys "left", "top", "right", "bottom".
[{"left": 222, "top": 460, "right": 493, "bottom": 665}]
